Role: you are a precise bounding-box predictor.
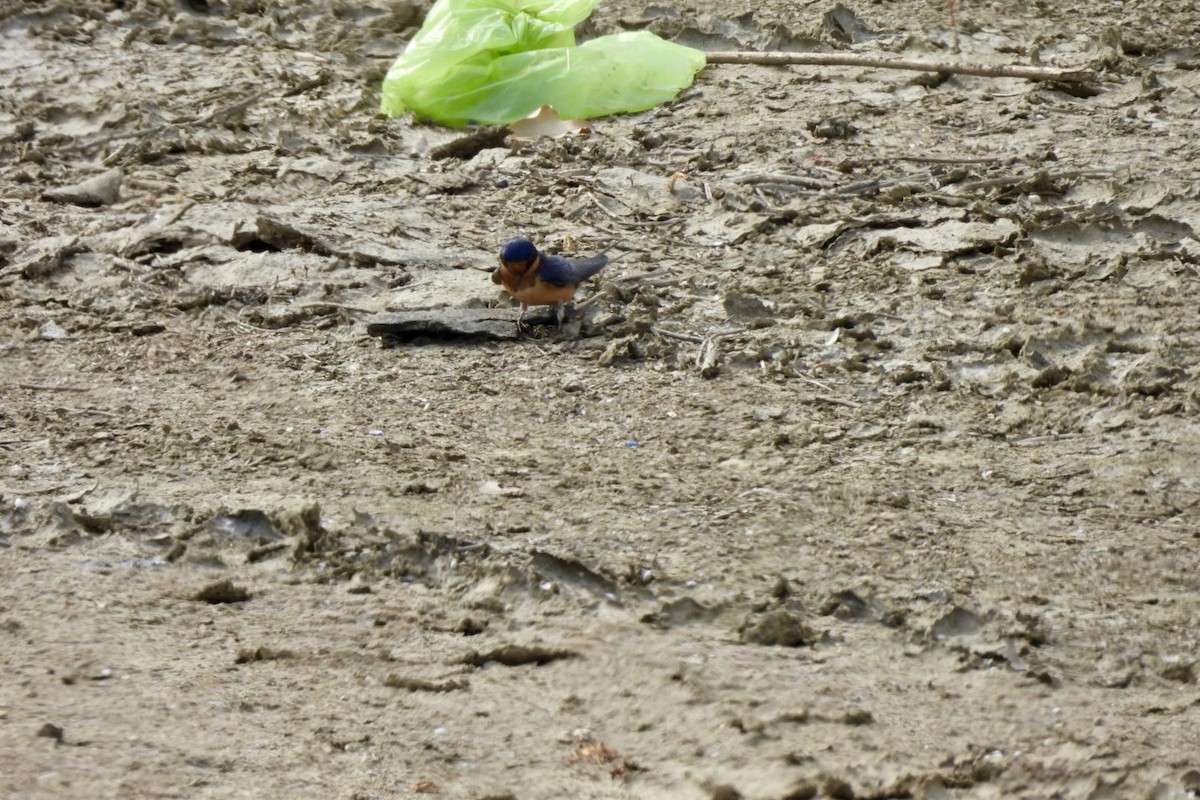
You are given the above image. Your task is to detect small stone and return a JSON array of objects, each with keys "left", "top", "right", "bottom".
[
  {"left": 1031, "top": 365, "right": 1071, "bottom": 389},
  {"left": 710, "top": 785, "right": 742, "bottom": 800},
  {"left": 560, "top": 376, "right": 586, "bottom": 393},
  {"left": 782, "top": 780, "right": 819, "bottom": 800},
  {"left": 1158, "top": 660, "right": 1196, "bottom": 684},
  {"left": 930, "top": 606, "right": 983, "bottom": 640},
  {"left": 193, "top": 578, "right": 251, "bottom": 604},
  {"left": 823, "top": 776, "right": 856, "bottom": 800},
  {"left": 723, "top": 292, "right": 774, "bottom": 320},
  {"left": 754, "top": 406, "right": 786, "bottom": 422},
  {"left": 39, "top": 321, "right": 71, "bottom": 341},
  {"left": 42, "top": 167, "right": 123, "bottom": 206},
  {"left": 456, "top": 617, "right": 487, "bottom": 636},
  {"left": 807, "top": 117, "right": 857, "bottom": 140},
  {"left": 840, "top": 709, "right": 874, "bottom": 725},
  {"left": 37, "top": 723, "right": 64, "bottom": 743},
  {"left": 234, "top": 646, "right": 295, "bottom": 664},
  {"left": 741, "top": 609, "right": 815, "bottom": 647}
]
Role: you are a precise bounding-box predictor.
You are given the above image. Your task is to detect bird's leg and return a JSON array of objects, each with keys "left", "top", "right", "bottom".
[
  {"left": 555, "top": 303, "right": 567, "bottom": 332},
  {"left": 516, "top": 303, "right": 528, "bottom": 335}
]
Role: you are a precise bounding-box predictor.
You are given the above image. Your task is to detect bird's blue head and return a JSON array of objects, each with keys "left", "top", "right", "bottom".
[{"left": 500, "top": 237, "right": 539, "bottom": 266}]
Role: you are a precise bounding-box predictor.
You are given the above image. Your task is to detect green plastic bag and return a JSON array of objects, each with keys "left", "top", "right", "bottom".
[{"left": 380, "top": 0, "right": 706, "bottom": 127}]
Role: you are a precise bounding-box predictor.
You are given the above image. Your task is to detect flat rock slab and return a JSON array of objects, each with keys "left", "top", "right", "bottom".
[{"left": 366, "top": 308, "right": 553, "bottom": 343}]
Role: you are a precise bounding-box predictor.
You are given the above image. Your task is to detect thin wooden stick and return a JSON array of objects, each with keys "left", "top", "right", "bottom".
[
  {"left": 934, "top": 167, "right": 1114, "bottom": 193},
  {"left": 17, "top": 383, "right": 93, "bottom": 392},
  {"left": 652, "top": 326, "right": 703, "bottom": 344},
  {"left": 696, "top": 336, "right": 722, "bottom": 378},
  {"left": 705, "top": 50, "right": 1094, "bottom": 83}
]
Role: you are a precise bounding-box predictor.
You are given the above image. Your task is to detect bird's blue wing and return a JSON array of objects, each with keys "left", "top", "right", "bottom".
[{"left": 538, "top": 254, "right": 609, "bottom": 286}]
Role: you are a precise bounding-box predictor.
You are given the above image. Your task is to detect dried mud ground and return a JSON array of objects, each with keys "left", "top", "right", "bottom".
[{"left": 2, "top": 1, "right": 1200, "bottom": 798}]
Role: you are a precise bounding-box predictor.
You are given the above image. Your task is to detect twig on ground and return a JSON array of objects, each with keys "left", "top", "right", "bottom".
[
  {"left": 290, "top": 302, "right": 375, "bottom": 315},
  {"left": 17, "top": 383, "right": 92, "bottom": 392},
  {"left": 588, "top": 194, "right": 679, "bottom": 227},
  {"left": 725, "top": 166, "right": 1112, "bottom": 201},
  {"left": 653, "top": 327, "right": 704, "bottom": 344},
  {"left": 806, "top": 393, "right": 864, "bottom": 409},
  {"left": 931, "top": 167, "right": 1114, "bottom": 194},
  {"left": 705, "top": 51, "right": 1095, "bottom": 83},
  {"left": 160, "top": 200, "right": 195, "bottom": 226},
  {"left": 588, "top": 222, "right": 715, "bottom": 251},
  {"left": 785, "top": 371, "right": 862, "bottom": 408},
  {"left": 733, "top": 173, "right": 833, "bottom": 190},
  {"left": 852, "top": 155, "right": 1003, "bottom": 166},
  {"left": 696, "top": 336, "right": 722, "bottom": 378},
  {"left": 619, "top": 271, "right": 686, "bottom": 288}
]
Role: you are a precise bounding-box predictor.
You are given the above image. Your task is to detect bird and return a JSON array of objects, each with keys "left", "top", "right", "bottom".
[{"left": 491, "top": 237, "right": 609, "bottom": 333}]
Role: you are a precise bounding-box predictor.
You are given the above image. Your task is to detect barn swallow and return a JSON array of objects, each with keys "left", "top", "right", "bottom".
[{"left": 491, "top": 237, "right": 609, "bottom": 333}]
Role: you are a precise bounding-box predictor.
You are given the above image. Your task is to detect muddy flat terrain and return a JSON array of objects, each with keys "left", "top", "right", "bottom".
[{"left": 2, "top": 1, "right": 1199, "bottom": 798}]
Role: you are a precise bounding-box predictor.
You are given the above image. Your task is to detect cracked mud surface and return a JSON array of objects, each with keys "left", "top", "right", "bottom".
[{"left": 2, "top": 1, "right": 1199, "bottom": 798}]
